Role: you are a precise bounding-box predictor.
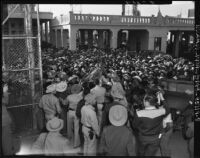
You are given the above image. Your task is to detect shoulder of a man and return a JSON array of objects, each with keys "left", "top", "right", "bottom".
[{"left": 136, "top": 107, "right": 166, "bottom": 119}]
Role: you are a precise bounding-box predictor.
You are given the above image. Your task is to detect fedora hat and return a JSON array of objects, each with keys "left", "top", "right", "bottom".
[
  {"left": 46, "top": 84, "right": 56, "bottom": 93},
  {"left": 46, "top": 117, "right": 64, "bottom": 132},
  {"left": 56, "top": 81, "right": 67, "bottom": 92},
  {"left": 109, "top": 105, "right": 128, "bottom": 126},
  {"left": 71, "top": 84, "right": 82, "bottom": 94}
]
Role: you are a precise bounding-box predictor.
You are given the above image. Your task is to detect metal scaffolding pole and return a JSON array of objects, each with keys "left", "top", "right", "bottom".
[
  {"left": 24, "top": 4, "right": 36, "bottom": 130},
  {"left": 36, "top": 4, "right": 43, "bottom": 95}
]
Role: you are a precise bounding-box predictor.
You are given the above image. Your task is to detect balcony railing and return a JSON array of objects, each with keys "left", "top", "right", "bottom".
[{"left": 51, "top": 12, "right": 194, "bottom": 27}]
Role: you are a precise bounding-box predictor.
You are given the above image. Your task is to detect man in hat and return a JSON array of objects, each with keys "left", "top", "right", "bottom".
[
  {"left": 99, "top": 105, "right": 136, "bottom": 156},
  {"left": 101, "top": 84, "right": 128, "bottom": 134},
  {"left": 56, "top": 81, "right": 68, "bottom": 135},
  {"left": 81, "top": 93, "right": 99, "bottom": 156},
  {"left": 32, "top": 117, "right": 71, "bottom": 155},
  {"left": 39, "top": 84, "right": 62, "bottom": 122},
  {"left": 63, "top": 84, "right": 83, "bottom": 148}
]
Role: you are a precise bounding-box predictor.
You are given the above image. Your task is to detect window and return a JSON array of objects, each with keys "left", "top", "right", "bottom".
[{"left": 154, "top": 37, "right": 162, "bottom": 51}]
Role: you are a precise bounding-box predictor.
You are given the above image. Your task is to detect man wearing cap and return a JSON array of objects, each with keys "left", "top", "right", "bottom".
[
  {"left": 32, "top": 117, "right": 71, "bottom": 155},
  {"left": 63, "top": 84, "right": 83, "bottom": 148},
  {"left": 99, "top": 105, "right": 136, "bottom": 156},
  {"left": 81, "top": 93, "right": 99, "bottom": 156},
  {"left": 39, "top": 84, "right": 62, "bottom": 122}
]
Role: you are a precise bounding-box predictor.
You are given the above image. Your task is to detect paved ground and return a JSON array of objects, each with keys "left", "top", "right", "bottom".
[{"left": 15, "top": 91, "right": 191, "bottom": 157}]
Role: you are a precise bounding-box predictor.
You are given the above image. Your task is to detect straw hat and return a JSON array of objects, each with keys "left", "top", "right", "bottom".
[
  {"left": 71, "top": 84, "right": 82, "bottom": 94},
  {"left": 46, "top": 117, "right": 64, "bottom": 132},
  {"left": 56, "top": 81, "right": 67, "bottom": 92},
  {"left": 46, "top": 84, "right": 56, "bottom": 93},
  {"left": 109, "top": 105, "right": 128, "bottom": 126}
]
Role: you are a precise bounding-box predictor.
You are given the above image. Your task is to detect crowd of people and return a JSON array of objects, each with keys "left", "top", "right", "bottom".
[
  {"left": 2, "top": 47, "right": 194, "bottom": 157},
  {"left": 32, "top": 47, "right": 194, "bottom": 156}
]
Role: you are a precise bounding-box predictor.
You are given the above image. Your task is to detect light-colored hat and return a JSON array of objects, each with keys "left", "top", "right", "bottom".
[
  {"left": 56, "top": 81, "right": 67, "bottom": 92},
  {"left": 46, "top": 117, "right": 64, "bottom": 132},
  {"left": 133, "top": 76, "right": 142, "bottom": 82},
  {"left": 109, "top": 105, "right": 128, "bottom": 126},
  {"left": 71, "top": 84, "right": 82, "bottom": 94},
  {"left": 68, "top": 75, "right": 78, "bottom": 82},
  {"left": 84, "top": 93, "right": 96, "bottom": 105},
  {"left": 46, "top": 84, "right": 56, "bottom": 93}
]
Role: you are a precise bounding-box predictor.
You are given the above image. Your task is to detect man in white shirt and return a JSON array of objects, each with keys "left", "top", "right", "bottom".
[
  {"left": 63, "top": 84, "right": 83, "bottom": 148},
  {"left": 81, "top": 93, "right": 99, "bottom": 156},
  {"left": 90, "top": 79, "right": 106, "bottom": 126}
]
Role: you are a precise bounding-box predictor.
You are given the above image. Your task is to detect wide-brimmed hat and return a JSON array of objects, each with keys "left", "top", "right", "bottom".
[
  {"left": 46, "top": 117, "right": 64, "bottom": 132},
  {"left": 109, "top": 105, "right": 128, "bottom": 126},
  {"left": 56, "top": 81, "right": 67, "bottom": 92},
  {"left": 46, "top": 84, "right": 56, "bottom": 93},
  {"left": 71, "top": 84, "right": 82, "bottom": 94}
]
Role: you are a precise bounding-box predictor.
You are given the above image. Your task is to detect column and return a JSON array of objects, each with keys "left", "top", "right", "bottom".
[
  {"left": 110, "top": 29, "right": 119, "bottom": 49},
  {"left": 175, "top": 31, "right": 181, "bottom": 57},
  {"left": 148, "top": 31, "right": 155, "bottom": 50},
  {"left": 45, "top": 22, "right": 48, "bottom": 42},
  {"left": 61, "top": 28, "right": 63, "bottom": 47},
  {"left": 161, "top": 32, "right": 168, "bottom": 53},
  {"left": 55, "top": 29, "right": 57, "bottom": 48},
  {"left": 69, "top": 27, "right": 77, "bottom": 50}
]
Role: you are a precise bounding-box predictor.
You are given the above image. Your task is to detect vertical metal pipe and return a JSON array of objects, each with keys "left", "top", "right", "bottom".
[
  {"left": 24, "top": 4, "right": 36, "bottom": 129},
  {"left": 36, "top": 4, "right": 43, "bottom": 95}
]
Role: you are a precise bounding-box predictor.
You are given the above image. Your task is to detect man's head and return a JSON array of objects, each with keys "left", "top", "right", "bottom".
[{"left": 143, "top": 94, "right": 158, "bottom": 108}]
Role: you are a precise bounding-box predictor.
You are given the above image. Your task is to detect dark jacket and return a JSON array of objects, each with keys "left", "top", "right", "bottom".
[
  {"left": 99, "top": 125, "right": 136, "bottom": 156},
  {"left": 132, "top": 107, "right": 166, "bottom": 138}
]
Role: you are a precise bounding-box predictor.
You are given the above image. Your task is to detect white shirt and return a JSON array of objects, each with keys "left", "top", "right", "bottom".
[
  {"left": 91, "top": 85, "right": 106, "bottom": 104},
  {"left": 81, "top": 105, "right": 100, "bottom": 136}
]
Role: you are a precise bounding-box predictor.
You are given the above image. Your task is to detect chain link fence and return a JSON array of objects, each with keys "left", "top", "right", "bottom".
[{"left": 2, "top": 36, "right": 42, "bottom": 134}]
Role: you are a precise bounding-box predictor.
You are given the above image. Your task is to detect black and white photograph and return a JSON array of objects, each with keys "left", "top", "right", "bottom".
[{"left": 2, "top": 1, "right": 197, "bottom": 157}]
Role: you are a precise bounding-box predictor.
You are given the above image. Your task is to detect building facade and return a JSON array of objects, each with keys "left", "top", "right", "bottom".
[
  {"left": 50, "top": 9, "right": 194, "bottom": 59},
  {"left": 2, "top": 4, "right": 53, "bottom": 40}
]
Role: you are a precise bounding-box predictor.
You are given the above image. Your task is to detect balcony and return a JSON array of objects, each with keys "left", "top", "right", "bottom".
[
  {"left": 51, "top": 12, "right": 194, "bottom": 28},
  {"left": 70, "top": 12, "right": 194, "bottom": 26}
]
